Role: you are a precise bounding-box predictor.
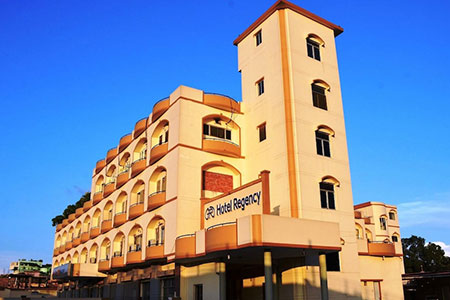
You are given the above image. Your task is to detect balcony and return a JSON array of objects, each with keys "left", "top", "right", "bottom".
[
  {"left": 83, "top": 200, "right": 93, "bottom": 212},
  {"left": 203, "top": 137, "right": 241, "bottom": 158},
  {"left": 75, "top": 207, "right": 84, "bottom": 217},
  {"left": 101, "top": 220, "right": 112, "bottom": 233},
  {"left": 106, "top": 148, "right": 118, "bottom": 164},
  {"left": 152, "top": 98, "right": 169, "bottom": 122},
  {"left": 367, "top": 241, "right": 395, "bottom": 257},
  {"left": 98, "top": 259, "right": 110, "bottom": 272},
  {"left": 354, "top": 211, "right": 362, "bottom": 219},
  {"left": 150, "top": 143, "right": 168, "bottom": 165},
  {"left": 205, "top": 223, "right": 237, "bottom": 253},
  {"left": 175, "top": 234, "right": 196, "bottom": 259},
  {"left": 81, "top": 232, "right": 90, "bottom": 243},
  {"left": 56, "top": 224, "right": 62, "bottom": 232},
  {"left": 119, "top": 134, "right": 132, "bottom": 153},
  {"left": 95, "top": 159, "right": 106, "bottom": 174},
  {"left": 103, "top": 182, "right": 115, "bottom": 197},
  {"left": 90, "top": 227, "right": 100, "bottom": 238},
  {"left": 65, "top": 241, "right": 73, "bottom": 250},
  {"left": 73, "top": 236, "right": 81, "bottom": 247},
  {"left": 146, "top": 242, "right": 164, "bottom": 261},
  {"left": 116, "top": 171, "right": 129, "bottom": 188},
  {"left": 127, "top": 246, "right": 143, "bottom": 264},
  {"left": 129, "top": 202, "right": 144, "bottom": 220},
  {"left": 203, "top": 93, "right": 241, "bottom": 113},
  {"left": 114, "top": 213, "right": 127, "bottom": 227},
  {"left": 59, "top": 245, "right": 65, "bottom": 254},
  {"left": 148, "top": 191, "right": 166, "bottom": 211},
  {"left": 68, "top": 213, "right": 76, "bottom": 222},
  {"left": 62, "top": 219, "right": 69, "bottom": 227},
  {"left": 134, "top": 118, "right": 148, "bottom": 138},
  {"left": 53, "top": 248, "right": 59, "bottom": 256},
  {"left": 111, "top": 255, "right": 125, "bottom": 268},
  {"left": 93, "top": 191, "right": 103, "bottom": 205},
  {"left": 131, "top": 159, "right": 146, "bottom": 178}
]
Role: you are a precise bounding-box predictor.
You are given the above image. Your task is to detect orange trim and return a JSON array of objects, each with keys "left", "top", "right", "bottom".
[
  {"left": 252, "top": 215, "right": 262, "bottom": 245},
  {"left": 354, "top": 202, "right": 397, "bottom": 209},
  {"left": 260, "top": 170, "right": 271, "bottom": 214},
  {"left": 233, "top": 0, "right": 343, "bottom": 46},
  {"left": 360, "top": 279, "right": 383, "bottom": 282},
  {"left": 279, "top": 9, "right": 299, "bottom": 219}
]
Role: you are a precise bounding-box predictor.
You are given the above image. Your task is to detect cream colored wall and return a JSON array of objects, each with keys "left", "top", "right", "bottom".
[{"left": 180, "top": 263, "right": 221, "bottom": 300}]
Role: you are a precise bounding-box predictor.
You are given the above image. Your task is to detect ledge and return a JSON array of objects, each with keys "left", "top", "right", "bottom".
[
  {"left": 119, "top": 134, "right": 132, "bottom": 153},
  {"left": 146, "top": 245, "right": 164, "bottom": 261},
  {"left": 203, "top": 138, "right": 241, "bottom": 158},
  {"left": 103, "top": 182, "right": 115, "bottom": 197},
  {"left": 114, "top": 213, "right": 127, "bottom": 227},
  {"left": 150, "top": 143, "right": 168, "bottom": 165},
  {"left": 116, "top": 172, "right": 129, "bottom": 189},
  {"left": 129, "top": 203, "right": 144, "bottom": 220},
  {"left": 127, "top": 251, "right": 143, "bottom": 265},
  {"left": 152, "top": 98, "right": 169, "bottom": 123},
  {"left": 148, "top": 192, "right": 166, "bottom": 211},
  {"left": 131, "top": 159, "right": 146, "bottom": 178},
  {"left": 101, "top": 220, "right": 112, "bottom": 234},
  {"left": 134, "top": 118, "right": 148, "bottom": 138},
  {"left": 95, "top": 159, "right": 106, "bottom": 174}
]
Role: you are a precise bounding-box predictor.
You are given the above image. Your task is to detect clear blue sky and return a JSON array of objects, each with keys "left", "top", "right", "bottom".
[{"left": 1, "top": 0, "right": 449, "bottom": 272}]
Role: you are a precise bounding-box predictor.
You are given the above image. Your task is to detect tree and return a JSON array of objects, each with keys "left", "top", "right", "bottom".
[
  {"left": 402, "top": 235, "right": 450, "bottom": 273},
  {"left": 51, "top": 192, "right": 91, "bottom": 226}
]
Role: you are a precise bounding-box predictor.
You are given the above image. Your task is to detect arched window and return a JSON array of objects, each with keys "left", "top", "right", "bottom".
[
  {"left": 95, "top": 176, "right": 104, "bottom": 193},
  {"left": 103, "top": 201, "right": 113, "bottom": 221},
  {"left": 100, "top": 238, "right": 111, "bottom": 261},
  {"left": 82, "top": 216, "right": 91, "bottom": 234},
  {"left": 355, "top": 223, "right": 364, "bottom": 239},
  {"left": 80, "top": 248, "right": 88, "bottom": 264},
  {"left": 151, "top": 120, "right": 169, "bottom": 149},
  {"left": 113, "top": 232, "right": 125, "bottom": 257},
  {"left": 115, "top": 192, "right": 127, "bottom": 215},
  {"left": 133, "top": 138, "right": 147, "bottom": 163},
  {"left": 119, "top": 152, "right": 131, "bottom": 174},
  {"left": 392, "top": 233, "right": 400, "bottom": 243},
  {"left": 106, "top": 165, "right": 117, "bottom": 185},
  {"left": 68, "top": 227, "right": 74, "bottom": 242},
  {"left": 89, "top": 244, "right": 98, "bottom": 264},
  {"left": 128, "top": 226, "right": 143, "bottom": 252},
  {"left": 319, "top": 176, "right": 339, "bottom": 210},
  {"left": 74, "top": 222, "right": 82, "bottom": 239},
  {"left": 72, "top": 251, "right": 79, "bottom": 264},
  {"left": 389, "top": 210, "right": 396, "bottom": 220},
  {"left": 311, "top": 80, "right": 330, "bottom": 110},
  {"left": 130, "top": 180, "right": 145, "bottom": 207},
  {"left": 147, "top": 217, "right": 165, "bottom": 247},
  {"left": 379, "top": 216, "right": 387, "bottom": 230},
  {"left": 365, "top": 229, "right": 373, "bottom": 241},
  {"left": 92, "top": 209, "right": 101, "bottom": 228},
  {"left": 306, "top": 34, "right": 324, "bottom": 61},
  {"left": 315, "top": 125, "right": 334, "bottom": 157}
]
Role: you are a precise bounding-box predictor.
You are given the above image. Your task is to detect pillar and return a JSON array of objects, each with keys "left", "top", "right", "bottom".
[
  {"left": 218, "top": 262, "right": 226, "bottom": 300},
  {"left": 264, "top": 250, "right": 273, "bottom": 300},
  {"left": 319, "top": 253, "right": 329, "bottom": 300}
]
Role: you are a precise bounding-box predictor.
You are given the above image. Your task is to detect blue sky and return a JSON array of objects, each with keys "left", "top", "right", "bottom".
[{"left": 0, "top": 0, "right": 449, "bottom": 271}]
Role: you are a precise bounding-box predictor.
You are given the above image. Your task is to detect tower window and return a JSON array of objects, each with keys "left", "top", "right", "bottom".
[
  {"left": 312, "top": 84, "right": 327, "bottom": 110},
  {"left": 258, "top": 123, "right": 266, "bottom": 142},
  {"left": 307, "top": 38, "right": 321, "bottom": 61},
  {"left": 255, "top": 30, "right": 262, "bottom": 46},
  {"left": 203, "top": 124, "right": 231, "bottom": 141},
  {"left": 389, "top": 211, "right": 396, "bottom": 220},
  {"left": 380, "top": 217, "right": 387, "bottom": 230},
  {"left": 315, "top": 130, "right": 330, "bottom": 157},
  {"left": 257, "top": 79, "right": 264, "bottom": 96},
  {"left": 320, "top": 182, "right": 335, "bottom": 209},
  {"left": 392, "top": 235, "right": 398, "bottom": 242}
]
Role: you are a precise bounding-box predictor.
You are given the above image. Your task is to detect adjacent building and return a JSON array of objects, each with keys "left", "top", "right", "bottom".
[{"left": 51, "top": 1, "right": 405, "bottom": 299}]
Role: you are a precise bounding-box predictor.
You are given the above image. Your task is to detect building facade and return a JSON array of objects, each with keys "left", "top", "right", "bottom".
[{"left": 51, "top": 1, "right": 404, "bottom": 299}]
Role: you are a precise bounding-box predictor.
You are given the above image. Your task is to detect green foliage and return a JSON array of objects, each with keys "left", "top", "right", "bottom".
[
  {"left": 402, "top": 235, "right": 450, "bottom": 273},
  {"left": 51, "top": 192, "right": 91, "bottom": 226}
]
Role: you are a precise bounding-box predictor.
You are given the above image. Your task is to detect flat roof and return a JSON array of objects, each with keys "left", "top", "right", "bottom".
[{"left": 233, "top": 0, "right": 344, "bottom": 45}]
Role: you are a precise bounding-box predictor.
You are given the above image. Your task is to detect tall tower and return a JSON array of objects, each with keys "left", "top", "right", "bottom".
[{"left": 236, "top": 0, "right": 362, "bottom": 297}]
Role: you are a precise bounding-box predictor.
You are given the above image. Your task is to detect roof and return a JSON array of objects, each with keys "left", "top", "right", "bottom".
[
  {"left": 354, "top": 202, "right": 397, "bottom": 210},
  {"left": 403, "top": 271, "right": 450, "bottom": 279},
  {"left": 233, "top": 0, "right": 344, "bottom": 46}
]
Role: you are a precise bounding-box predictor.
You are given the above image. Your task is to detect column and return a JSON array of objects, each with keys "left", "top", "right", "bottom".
[
  {"left": 218, "top": 262, "right": 226, "bottom": 300},
  {"left": 264, "top": 250, "right": 273, "bottom": 300},
  {"left": 319, "top": 253, "right": 329, "bottom": 300}
]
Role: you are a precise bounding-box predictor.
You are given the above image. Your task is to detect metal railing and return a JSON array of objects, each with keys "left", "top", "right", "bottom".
[
  {"left": 176, "top": 233, "right": 195, "bottom": 240},
  {"left": 148, "top": 240, "right": 164, "bottom": 247},
  {"left": 203, "top": 136, "right": 239, "bottom": 147},
  {"left": 129, "top": 244, "right": 142, "bottom": 252},
  {"left": 206, "top": 221, "right": 236, "bottom": 231},
  {"left": 148, "top": 190, "right": 166, "bottom": 198},
  {"left": 151, "top": 140, "right": 168, "bottom": 149}
]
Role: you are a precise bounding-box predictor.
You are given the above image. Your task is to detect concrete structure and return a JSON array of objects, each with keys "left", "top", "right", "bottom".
[
  {"left": 9, "top": 259, "right": 51, "bottom": 276},
  {"left": 51, "top": 1, "right": 404, "bottom": 299}
]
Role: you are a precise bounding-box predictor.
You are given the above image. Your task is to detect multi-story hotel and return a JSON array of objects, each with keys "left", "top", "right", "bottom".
[{"left": 51, "top": 1, "right": 404, "bottom": 299}]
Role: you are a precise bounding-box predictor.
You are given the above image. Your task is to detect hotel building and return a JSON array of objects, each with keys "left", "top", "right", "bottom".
[{"left": 51, "top": 1, "right": 404, "bottom": 299}]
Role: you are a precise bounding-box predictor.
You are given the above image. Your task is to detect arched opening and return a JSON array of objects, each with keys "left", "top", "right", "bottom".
[
  {"left": 103, "top": 201, "right": 113, "bottom": 221},
  {"left": 151, "top": 120, "right": 169, "bottom": 149},
  {"left": 106, "top": 164, "right": 117, "bottom": 185},
  {"left": 115, "top": 192, "right": 127, "bottom": 215},
  {"left": 355, "top": 223, "right": 364, "bottom": 239},
  {"left": 89, "top": 244, "right": 98, "bottom": 264},
  {"left": 56, "top": 235, "right": 61, "bottom": 248},
  {"left": 82, "top": 215, "right": 91, "bottom": 234},
  {"left": 80, "top": 248, "right": 88, "bottom": 264},
  {"left": 65, "top": 254, "right": 71, "bottom": 264},
  {"left": 311, "top": 80, "right": 330, "bottom": 110},
  {"left": 113, "top": 232, "right": 125, "bottom": 257},
  {"left": 72, "top": 251, "right": 79, "bottom": 263},
  {"left": 100, "top": 238, "right": 111, "bottom": 261},
  {"left": 365, "top": 229, "right": 373, "bottom": 242},
  {"left": 74, "top": 222, "right": 82, "bottom": 240},
  {"left": 68, "top": 227, "right": 74, "bottom": 243},
  {"left": 379, "top": 215, "right": 387, "bottom": 231},
  {"left": 92, "top": 209, "right": 101, "bottom": 228},
  {"left": 147, "top": 217, "right": 165, "bottom": 247},
  {"left": 202, "top": 115, "right": 241, "bottom": 157},
  {"left": 133, "top": 138, "right": 147, "bottom": 163},
  {"left": 128, "top": 225, "right": 143, "bottom": 252},
  {"left": 54, "top": 259, "right": 59, "bottom": 268},
  {"left": 389, "top": 210, "right": 397, "bottom": 221},
  {"left": 392, "top": 233, "right": 400, "bottom": 243},
  {"left": 201, "top": 161, "right": 241, "bottom": 198},
  {"left": 119, "top": 152, "right": 131, "bottom": 175},
  {"left": 95, "top": 176, "right": 104, "bottom": 193},
  {"left": 130, "top": 180, "right": 145, "bottom": 207},
  {"left": 149, "top": 167, "right": 167, "bottom": 196},
  {"left": 62, "top": 231, "right": 68, "bottom": 246}
]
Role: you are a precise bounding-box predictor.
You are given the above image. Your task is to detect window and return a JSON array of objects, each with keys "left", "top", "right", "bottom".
[
  {"left": 316, "top": 130, "right": 330, "bottom": 157},
  {"left": 194, "top": 284, "right": 203, "bottom": 300},
  {"left": 392, "top": 235, "right": 398, "bottom": 242},
  {"left": 320, "top": 182, "right": 335, "bottom": 209},
  {"left": 258, "top": 123, "right": 266, "bottom": 142},
  {"left": 257, "top": 79, "right": 264, "bottom": 96},
  {"left": 389, "top": 211, "right": 396, "bottom": 220},
  {"left": 203, "top": 124, "right": 231, "bottom": 141},
  {"left": 312, "top": 84, "right": 327, "bottom": 110},
  {"left": 307, "top": 38, "right": 320, "bottom": 61},
  {"left": 255, "top": 30, "right": 262, "bottom": 46},
  {"left": 380, "top": 217, "right": 387, "bottom": 230}
]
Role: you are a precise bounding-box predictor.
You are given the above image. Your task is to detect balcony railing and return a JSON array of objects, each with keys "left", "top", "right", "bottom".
[
  {"left": 203, "top": 136, "right": 240, "bottom": 157},
  {"left": 129, "top": 201, "right": 144, "bottom": 220},
  {"left": 148, "top": 190, "right": 166, "bottom": 211},
  {"left": 203, "top": 93, "right": 241, "bottom": 113},
  {"left": 131, "top": 157, "right": 146, "bottom": 178},
  {"left": 150, "top": 142, "right": 168, "bottom": 164}
]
